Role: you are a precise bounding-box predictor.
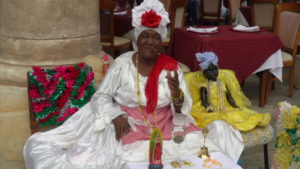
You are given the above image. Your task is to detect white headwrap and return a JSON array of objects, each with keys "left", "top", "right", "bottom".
[
  {"left": 195, "top": 52, "right": 219, "bottom": 70},
  {"left": 131, "top": 0, "right": 170, "bottom": 40}
]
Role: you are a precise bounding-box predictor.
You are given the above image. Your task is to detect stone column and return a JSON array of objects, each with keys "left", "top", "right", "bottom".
[{"left": 0, "top": 0, "right": 101, "bottom": 167}]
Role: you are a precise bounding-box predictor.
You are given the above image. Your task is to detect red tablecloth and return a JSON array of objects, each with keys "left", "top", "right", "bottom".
[
  {"left": 167, "top": 26, "right": 283, "bottom": 82},
  {"left": 114, "top": 12, "right": 133, "bottom": 36}
]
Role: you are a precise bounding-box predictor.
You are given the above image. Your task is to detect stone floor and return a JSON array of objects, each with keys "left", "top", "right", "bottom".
[{"left": 240, "top": 72, "right": 300, "bottom": 169}]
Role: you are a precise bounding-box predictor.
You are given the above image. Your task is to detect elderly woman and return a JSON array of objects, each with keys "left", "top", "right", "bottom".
[{"left": 23, "top": 1, "right": 243, "bottom": 169}]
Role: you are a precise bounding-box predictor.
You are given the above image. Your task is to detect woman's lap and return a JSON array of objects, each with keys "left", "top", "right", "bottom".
[{"left": 23, "top": 103, "right": 243, "bottom": 168}]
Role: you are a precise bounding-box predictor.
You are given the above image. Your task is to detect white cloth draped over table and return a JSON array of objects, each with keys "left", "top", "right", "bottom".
[
  {"left": 253, "top": 49, "right": 283, "bottom": 81},
  {"left": 23, "top": 51, "right": 244, "bottom": 169}
]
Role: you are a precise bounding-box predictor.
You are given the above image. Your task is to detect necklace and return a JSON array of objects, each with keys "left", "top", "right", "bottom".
[
  {"left": 207, "top": 80, "right": 226, "bottom": 112},
  {"left": 135, "top": 53, "right": 158, "bottom": 132}
]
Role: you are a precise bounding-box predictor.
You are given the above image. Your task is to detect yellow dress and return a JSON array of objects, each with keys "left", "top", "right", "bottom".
[{"left": 185, "top": 69, "right": 271, "bottom": 132}]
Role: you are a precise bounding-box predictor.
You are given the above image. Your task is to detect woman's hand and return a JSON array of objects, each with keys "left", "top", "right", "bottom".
[
  {"left": 112, "top": 115, "right": 132, "bottom": 141},
  {"left": 166, "top": 71, "right": 183, "bottom": 113},
  {"left": 165, "top": 71, "right": 180, "bottom": 98}
]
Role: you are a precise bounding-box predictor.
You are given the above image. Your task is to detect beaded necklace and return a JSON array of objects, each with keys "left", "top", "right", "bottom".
[
  {"left": 135, "top": 53, "right": 158, "bottom": 133},
  {"left": 207, "top": 80, "right": 226, "bottom": 112}
]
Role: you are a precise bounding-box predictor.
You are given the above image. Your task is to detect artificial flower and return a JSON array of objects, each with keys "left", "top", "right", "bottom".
[
  {"left": 29, "top": 64, "right": 95, "bottom": 125},
  {"left": 141, "top": 9, "right": 161, "bottom": 27},
  {"left": 78, "top": 62, "right": 84, "bottom": 69},
  {"left": 274, "top": 102, "right": 300, "bottom": 169},
  {"left": 29, "top": 87, "right": 41, "bottom": 98},
  {"left": 103, "top": 54, "right": 109, "bottom": 62},
  {"left": 32, "top": 102, "right": 51, "bottom": 113},
  {"left": 277, "top": 132, "right": 292, "bottom": 147}
]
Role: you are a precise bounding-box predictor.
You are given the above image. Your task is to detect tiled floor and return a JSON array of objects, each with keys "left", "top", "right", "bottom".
[{"left": 240, "top": 72, "right": 300, "bottom": 169}]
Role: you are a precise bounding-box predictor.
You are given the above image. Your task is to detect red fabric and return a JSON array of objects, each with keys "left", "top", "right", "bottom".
[
  {"left": 146, "top": 54, "right": 178, "bottom": 114},
  {"left": 114, "top": 12, "right": 133, "bottom": 36},
  {"left": 167, "top": 26, "right": 283, "bottom": 82},
  {"left": 120, "top": 105, "right": 199, "bottom": 145}
]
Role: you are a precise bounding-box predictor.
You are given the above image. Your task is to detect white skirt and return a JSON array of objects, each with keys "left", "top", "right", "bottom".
[{"left": 23, "top": 103, "right": 244, "bottom": 169}]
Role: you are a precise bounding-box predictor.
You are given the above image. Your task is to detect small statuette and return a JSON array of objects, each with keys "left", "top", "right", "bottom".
[{"left": 149, "top": 128, "right": 163, "bottom": 169}]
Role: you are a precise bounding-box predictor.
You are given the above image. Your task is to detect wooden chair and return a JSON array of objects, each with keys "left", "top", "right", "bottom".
[
  {"left": 162, "top": 0, "right": 187, "bottom": 48},
  {"left": 100, "top": 0, "right": 132, "bottom": 58},
  {"left": 228, "top": 0, "right": 241, "bottom": 24},
  {"left": 199, "top": 0, "right": 225, "bottom": 25},
  {"left": 268, "top": 3, "right": 300, "bottom": 97},
  {"left": 250, "top": 0, "right": 279, "bottom": 31}
]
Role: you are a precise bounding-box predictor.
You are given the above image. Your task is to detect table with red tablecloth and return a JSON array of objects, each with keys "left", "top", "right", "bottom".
[
  {"left": 167, "top": 25, "right": 283, "bottom": 106},
  {"left": 167, "top": 25, "right": 282, "bottom": 82}
]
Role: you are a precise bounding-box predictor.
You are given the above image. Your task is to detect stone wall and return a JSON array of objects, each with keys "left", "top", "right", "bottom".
[{"left": 0, "top": 0, "right": 102, "bottom": 168}]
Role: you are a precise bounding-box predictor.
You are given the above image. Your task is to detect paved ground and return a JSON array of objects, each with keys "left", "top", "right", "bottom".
[{"left": 239, "top": 70, "right": 300, "bottom": 169}]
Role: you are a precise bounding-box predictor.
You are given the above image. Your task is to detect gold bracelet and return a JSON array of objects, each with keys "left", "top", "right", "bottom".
[
  {"left": 171, "top": 88, "right": 184, "bottom": 101},
  {"left": 174, "top": 101, "right": 183, "bottom": 106}
]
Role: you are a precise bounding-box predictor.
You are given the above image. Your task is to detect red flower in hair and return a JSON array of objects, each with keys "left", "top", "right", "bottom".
[{"left": 141, "top": 10, "right": 161, "bottom": 27}]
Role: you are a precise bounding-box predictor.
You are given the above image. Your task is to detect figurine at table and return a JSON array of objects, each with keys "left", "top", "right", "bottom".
[
  {"left": 149, "top": 128, "right": 163, "bottom": 169},
  {"left": 185, "top": 52, "right": 271, "bottom": 132}
]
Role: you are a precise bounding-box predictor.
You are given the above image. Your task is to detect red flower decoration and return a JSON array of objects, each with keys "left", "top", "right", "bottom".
[
  {"left": 103, "top": 54, "right": 109, "bottom": 62},
  {"left": 141, "top": 10, "right": 161, "bottom": 28},
  {"left": 29, "top": 63, "right": 95, "bottom": 125},
  {"left": 29, "top": 86, "right": 41, "bottom": 98}
]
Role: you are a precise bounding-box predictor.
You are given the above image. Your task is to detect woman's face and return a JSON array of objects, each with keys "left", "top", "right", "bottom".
[
  {"left": 203, "top": 63, "right": 218, "bottom": 81},
  {"left": 137, "top": 29, "right": 162, "bottom": 60}
]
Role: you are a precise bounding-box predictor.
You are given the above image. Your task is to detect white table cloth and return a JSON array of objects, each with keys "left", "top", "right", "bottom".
[
  {"left": 125, "top": 152, "right": 242, "bottom": 169},
  {"left": 253, "top": 49, "right": 283, "bottom": 81}
]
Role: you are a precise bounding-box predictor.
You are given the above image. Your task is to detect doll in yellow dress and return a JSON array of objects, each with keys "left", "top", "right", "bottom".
[{"left": 185, "top": 52, "right": 271, "bottom": 132}]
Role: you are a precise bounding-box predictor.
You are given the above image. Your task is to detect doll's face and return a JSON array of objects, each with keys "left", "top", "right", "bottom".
[{"left": 203, "top": 64, "right": 218, "bottom": 81}]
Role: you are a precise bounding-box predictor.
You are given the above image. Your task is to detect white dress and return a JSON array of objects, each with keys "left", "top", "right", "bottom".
[{"left": 23, "top": 51, "right": 244, "bottom": 169}]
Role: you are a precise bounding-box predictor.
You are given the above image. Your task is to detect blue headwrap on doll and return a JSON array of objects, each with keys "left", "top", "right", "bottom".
[{"left": 195, "top": 52, "right": 218, "bottom": 70}]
